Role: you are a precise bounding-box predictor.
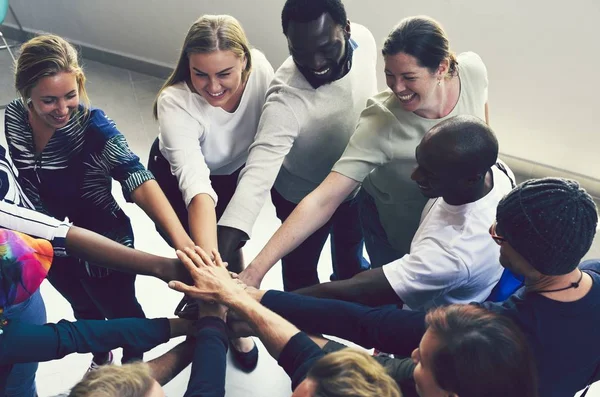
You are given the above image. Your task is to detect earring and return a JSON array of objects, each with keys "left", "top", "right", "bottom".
[{"left": 437, "top": 78, "right": 442, "bottom": 86}]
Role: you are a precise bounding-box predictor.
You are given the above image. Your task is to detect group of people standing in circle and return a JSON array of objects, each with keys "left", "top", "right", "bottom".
[{"left": 0, "top": 0, "right": 598, "bottom": 396}]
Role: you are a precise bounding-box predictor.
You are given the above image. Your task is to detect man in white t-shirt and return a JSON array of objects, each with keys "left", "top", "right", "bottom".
[
  {"left": 218, "top": 0, "right": 378, "bottom": 291},
  {"left": 290, "top": 115, "right": 514, "bottom": 311}
]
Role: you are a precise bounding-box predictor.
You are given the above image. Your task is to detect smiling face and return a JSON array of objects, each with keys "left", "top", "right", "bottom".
[
  {"left": 188, "top": 50, "right": 247, "bottom": 112},
  {"left": 286, "top": 13, "right": 349, "bottom": 86},
  {"left": 28, "top": 71, "right": 80, "bottom": 131},
  {"left": 384, "top": 52, "right": 446, "bottom": 117}
]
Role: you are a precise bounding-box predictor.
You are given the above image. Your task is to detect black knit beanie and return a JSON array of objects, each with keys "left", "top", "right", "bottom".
[{"left": 496, "top": 178, "right": 598, "bottom": 275}]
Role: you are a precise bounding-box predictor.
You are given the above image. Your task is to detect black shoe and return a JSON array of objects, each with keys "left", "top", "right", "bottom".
[{"left": 230, "top": 340, "right": 259, "bottom": 372}]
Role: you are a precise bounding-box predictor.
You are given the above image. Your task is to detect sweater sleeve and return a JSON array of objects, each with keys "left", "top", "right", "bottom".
[
  {"left": 0, "top": 317, "right": 171, "bottom": 365},
  {"left": 278, "top": 332, "right": 325, "bottom": 391},
  {"left": 218, "top": 88, "right": 300, "bottom": 237},
  {"left": 184, "top": 317, "right": 229, "bottom": 397},
  {"left": 261, "top": 290, "right": 426, "bottom": 357},
  {"left": 87, "top": 110, "right": 154, "bottom": 202},
  {"left": 157, "top": 91, "right": 217, "bottom": 208}
]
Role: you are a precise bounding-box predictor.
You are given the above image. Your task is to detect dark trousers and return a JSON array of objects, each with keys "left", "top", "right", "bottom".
[
  {"left": 271, "top": 188, "right": 369, "bottom": 292},
  {"left": 46, "top": 257, "right": 146, "bottom": 363},
  {"left": 147, "top": 138, "right": 240, "bottom": 244}
]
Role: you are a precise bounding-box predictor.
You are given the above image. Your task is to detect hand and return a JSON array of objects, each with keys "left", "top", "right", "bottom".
[
  {"left": 197, "top": 299, "right": 228, "bottom": 322},
  {"left": 168, "top": 247, "right": 243, "bottom": 303},
  {"left": 239, "top": 265, "right": 264, "bottom": 289}
]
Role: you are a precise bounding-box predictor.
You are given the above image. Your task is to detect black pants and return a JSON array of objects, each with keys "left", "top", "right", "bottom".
[
  {"left": 147, "top": 137, "right": 241, "bottom": 245},
  {"left": 46, "top": 256, "right": 146, "bottom": 363},
  {"left": 271, "top": 189, "right": 369, "bottom": 292}
]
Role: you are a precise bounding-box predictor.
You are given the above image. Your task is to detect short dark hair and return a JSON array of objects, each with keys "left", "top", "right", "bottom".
[
  {"left": 426, "top": 305, "right": 538, "bottom": 397},
  {"left": 281, "top": 0, "right": 347, "bottom": 35},
  {"left": 427, "top": 115, "right": 498, "bottom": 176},
  {"left": 382, "top": 16, "right": 458, "bottom": 76}
]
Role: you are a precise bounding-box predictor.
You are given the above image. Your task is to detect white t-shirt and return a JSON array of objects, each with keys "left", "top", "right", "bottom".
[
  {"left": 157, "top": 49, "right": 274, "bottom": 207},
  {"left": 218, "top": 23, "right": 378, "bottom": 237},
  {"left": 382, "top": 163, "right": 513, "bottom": 311}
]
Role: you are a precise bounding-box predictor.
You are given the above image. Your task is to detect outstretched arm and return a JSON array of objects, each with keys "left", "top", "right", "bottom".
[
  {"left": 131, "top": 180, "right": 195, "bottom": 250},
  {"left": 240, "top": 172, "right": 359, "bottom": 288},
  {"left": 293, "top": 267, "right": 402, "bottom": 307}
]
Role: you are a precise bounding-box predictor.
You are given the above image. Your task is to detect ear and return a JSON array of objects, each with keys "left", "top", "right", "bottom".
[
  {"left": 465, "top": 172, "right": 485, "bottom": 186},
  {"left": 343, "top": 19, "right": 351, "bottom": 39},
  {"left": 437, "top": 58, "right": 450, "bottom": 77}
]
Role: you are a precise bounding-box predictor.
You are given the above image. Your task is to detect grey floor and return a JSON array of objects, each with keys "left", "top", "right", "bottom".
[{"left": 0, "top": 41, "right": 599, "bottom": 396}]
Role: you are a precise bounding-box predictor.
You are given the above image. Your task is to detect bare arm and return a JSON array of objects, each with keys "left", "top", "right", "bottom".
[
  {"left": 188, "top": 194, "right": 218, "bottom": 253},
  {"left": 241, "top": 172, "right": 359, "bottom": 287},
  {"left": 169, "top": 247, "right": 301, "bottom": 360},
  {"left": 147, "top": 339, "right": 195, "bottom": 386},
  {"left": 294, "top": 268, "right": 402, "bottom": 307},
  {"left": 485, "top": 102, "right": 490, "bottom": 125},
  {"left": 65, "top": 226, "right": 191, "bottom": 284},
  {"left": 131, "top": 180, "right": 194, "bottom": 250}
]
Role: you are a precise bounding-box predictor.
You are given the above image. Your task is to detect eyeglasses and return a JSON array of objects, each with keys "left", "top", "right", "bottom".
[{"left": 489, "top": 222, "right": 506, "bottom": 245}]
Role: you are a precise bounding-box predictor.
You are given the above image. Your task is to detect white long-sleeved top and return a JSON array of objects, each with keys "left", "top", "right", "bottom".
[
  {"left": 0, "top": 146, "right": 70, "bottom": 256},
  {"left": 218, "top": 23, "right": 378, "bottom": 237},
  {"left": 157, "top": 49, "right": 274, "bottom": 207}
]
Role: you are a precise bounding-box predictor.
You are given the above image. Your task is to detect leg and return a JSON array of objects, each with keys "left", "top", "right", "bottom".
[
  {"left": 357, "top": 189, "right": 406, "bottom": 268},
  {"left": 271, "top": 189, "right": 332, "bottom": 292},
  {"left": 330, "top": 194, "right": 370, "bottom": 281},
  {"left": 4, "top": 290, "right": 46, "bottom": 397},
  {"left": 147, "top": 137, "right": 189, "bottom": 245},
  {"left": 81, "top": 270, "right": 146, "bottom": 363},
  {"left": 45, "top": 256, "right": 110, "bottom": 363}
]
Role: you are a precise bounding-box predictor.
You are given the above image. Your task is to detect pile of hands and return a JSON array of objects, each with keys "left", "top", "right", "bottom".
[{"left": 168, "top": 246, "right": 256, "bottom": 336}]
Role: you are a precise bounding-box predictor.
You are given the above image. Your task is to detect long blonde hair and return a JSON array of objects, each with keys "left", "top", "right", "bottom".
[
  {"left": 152, "top": 14, "right": 252, "bottom": 119},
  {"left": 308, "top": 348, "right": 402, "bottom": 397},
  {"left": 15, "top": 34, "right": 90, "bottom": 108}
]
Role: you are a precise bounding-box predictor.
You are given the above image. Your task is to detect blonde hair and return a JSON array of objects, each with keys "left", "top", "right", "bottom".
[
  {"left": 68, "top": 362, "right": 155, "bottom": 397},
  {"left": 152, "top": 14, "right": 252, "bottom": 119},
  {"left": 15, "top": 34, "right": 89, "bottom": 107},
  {"left": 308, "top": 348, "right": 402, "bottom": 397}
]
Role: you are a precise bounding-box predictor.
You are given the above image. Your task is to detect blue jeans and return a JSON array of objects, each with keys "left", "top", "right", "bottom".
[
  {"left": 357, "top": 189, "right": 407, "bottom": 268},
  {"left": 271, "top": 189, "right": 369, "bottom": 292},
  {"left": 4, "top": 289, "right": 46, "bottom": 397}
]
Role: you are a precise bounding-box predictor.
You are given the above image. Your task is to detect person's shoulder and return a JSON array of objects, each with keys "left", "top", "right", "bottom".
[
  {"left": 349, "top": 22, "right": 376, "bottom": 47},
  {"left": 250, "top": 48, "right": 273, "bottom": 72},
  {"left": 249, "top": 48, "right": 275, "bottom": 89},
  {"left": 85, "top": 108, "right": 121, "bottom": 143},
  {"left": 271, "top": 56, "right": 305, "bottom": 89},
  {"left": 458, "top": 52, "right": 488, "bottom": 79},
  {"left": 4, "top": 99, "right": 28, "bottom": 125},
  {"left": 159, "top": 82, "right": 190, "bottom": 104},
  {"left": 581, "top": 260, "right": 600, "bottom": 275}
]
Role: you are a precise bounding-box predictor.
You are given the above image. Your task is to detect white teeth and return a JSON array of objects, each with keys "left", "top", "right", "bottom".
[
  {"left": 398, "top": 93, "right": 415, "bottom": 102},
  {"left": 313, "top": 68, "right": 330, "bottom": 76},
  {"left": 207, "top": 90, "right": 225, "bottom": 97}
]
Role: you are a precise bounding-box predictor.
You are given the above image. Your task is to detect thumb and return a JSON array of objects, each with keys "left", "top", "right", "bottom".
[{"left": 168, "top": 281, "right": 194, "bottom": 294}]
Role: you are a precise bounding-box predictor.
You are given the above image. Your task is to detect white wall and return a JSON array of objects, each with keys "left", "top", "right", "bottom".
[{"left": 5, "top": 0, "right": 600, "bottom": 180}]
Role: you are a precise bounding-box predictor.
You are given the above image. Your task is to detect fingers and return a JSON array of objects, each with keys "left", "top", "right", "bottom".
[
  {"left": 168, "top": 280, "right": 195, "bottom": 295},
  {"left": 186, "top": 246, "right": 214, "bottom": 268},
  {"left": 211, "top": 249, "right": 226, "bottom": 268},
  {"left": 175, "top": 250, "right": 202, "bottom": 279}
]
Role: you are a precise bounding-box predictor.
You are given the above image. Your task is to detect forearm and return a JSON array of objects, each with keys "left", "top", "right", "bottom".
[
  {"left": 184, "top": 318, "right": 229, "bottom": 397},
  {"left": 188, "top": 194, "right": 218, "bottom": 252},
  {"left": 131, "top": 180, "right": 194, "bottom": 250},
  {"left": 217, "top": 226, "right": 247, "bottom": 263},
  {"left": 148, "top": 339, "right": 195, "bottom": 386},
  {"left": 294, "top": 268, "right": 402, "bottom": 307},
  {"left": 260, "top": 290, "right": 426, "bottom": 357},
  {"left": 0, "top": 317, "right": 174, "bottom": 365},
  {"left": 65, "top": 226, "right": 183, "bottom": 283},
  {"left": 224, "top": 290, "right": 300, "bottom": 360}
]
